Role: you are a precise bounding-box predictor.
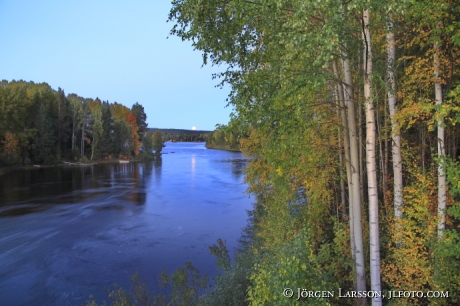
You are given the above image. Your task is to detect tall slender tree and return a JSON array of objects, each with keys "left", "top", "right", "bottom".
[
  {"left": 434, "top": 23, "right": 446, "bottom": 238},
  {"left": 386, "top": 13, "right": 403, "bottom": 219},
  {"left": 362, "top": 7, "right": 382, "bottom": 305},
  {"left": 131, "top": 102, "right": 148, "bottom": 142}
]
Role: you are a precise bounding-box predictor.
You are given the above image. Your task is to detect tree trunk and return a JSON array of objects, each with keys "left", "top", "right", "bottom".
[
  {"left": 434, "top": 36, "right": 446, "bottom": 238},
  {"left": 72, "top": 123, "right": 75, "bottom": 151},
  {"left": 81, "top": 120, "right": 84, "bottom": 158},
  {"left": 334, "top": 59, "right": 356, "bottom": 277},
  {"left": 363, "top": 9, "right": 382, "bottom": 305},
  {"left": 387, "top": 16, "right": 403, "bottom": 219},
  {"left": 333, "top": 61, "right": 351, "bottom": 223},
  {"left": 358, "top": 76, "right": 365, "bottom": 203},
  {"left": 343, "top": 56, "right": 367, "bottom": 296},
  {"left": 376, "top": 98, "right": 384, "bottom": 199},
  {"left": 384, "top": 88, "right": 389, "bottom": 211},
  {"left": 338, "top": 125, "right": 347, "bottom": 220}
]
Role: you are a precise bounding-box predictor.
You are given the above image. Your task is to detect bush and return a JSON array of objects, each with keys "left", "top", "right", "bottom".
[{"left": 85, "top": 262, "right": 208, "bottom": 306}]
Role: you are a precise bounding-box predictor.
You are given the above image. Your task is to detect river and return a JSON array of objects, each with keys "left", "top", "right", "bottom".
[{"left": 0, "top": 142, "right": 252, "bottom": 305}]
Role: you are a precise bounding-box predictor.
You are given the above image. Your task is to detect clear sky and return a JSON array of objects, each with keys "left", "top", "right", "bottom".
[{"left": 0, "top": 0, "right": 232, "bottom": 131}]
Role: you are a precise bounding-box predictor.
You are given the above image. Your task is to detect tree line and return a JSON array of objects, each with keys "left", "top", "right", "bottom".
[
  {"left": 169, "top": 0, "right": 460, "bottom": 305},
  {"left": 149, "top": 128, "right": 210, "bottom": 142},
  {"left": 205, "top": 125, "right": 241, "bottom": 151},
  {"left": 0, "top": 80, "right": 152, "bottom": 165}
]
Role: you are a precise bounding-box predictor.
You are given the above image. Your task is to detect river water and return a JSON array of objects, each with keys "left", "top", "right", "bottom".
[{"left": 0, "top": 142, "right": 252, "bottom": 305}]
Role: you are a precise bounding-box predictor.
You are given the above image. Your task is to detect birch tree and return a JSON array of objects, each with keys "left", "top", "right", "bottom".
[
  {"left": 386, "top": 15, "right": 403, "bottom": 219},
  {"left": 434, "top": 25, "right": 446, "bottom": 238},
  {"left": 362, "top": 7, "right": 382, "bottom": 305}
]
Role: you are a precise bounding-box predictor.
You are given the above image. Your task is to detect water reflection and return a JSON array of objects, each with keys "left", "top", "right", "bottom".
[
  {"left": 191, "top": 155, "right": 196, "bottom": 173},
  {"left": 231, "top": 159, "right": 247, "bottom": 179},
  {"left": 0, "top": 162, "right": 153, "bottom": 216},
  {"left": 154, "top": 157, "right": 162, "bottom": 183}
]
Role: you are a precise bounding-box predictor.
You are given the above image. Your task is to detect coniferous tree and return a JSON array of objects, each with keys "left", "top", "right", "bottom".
[{"left": 131, "top": 102, "right": 148, "bottom": 142}]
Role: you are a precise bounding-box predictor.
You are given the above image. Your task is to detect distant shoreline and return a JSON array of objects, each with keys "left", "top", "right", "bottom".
[{"left": 205, "top": 144, "right": 241, "bottom": 152}]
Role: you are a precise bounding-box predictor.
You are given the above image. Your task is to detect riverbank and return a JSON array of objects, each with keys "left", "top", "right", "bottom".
[{"left": 0, "top": 157, "right": 152, "bottom": 177}]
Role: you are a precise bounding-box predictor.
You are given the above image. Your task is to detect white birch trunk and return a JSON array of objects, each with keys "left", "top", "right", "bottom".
[
  {"left": 363, "top": 9, "right": 382, "bottom": 305},
  {"left": 343, "top": 56, "right": 367, "bottom": 296},
  {"left": 336, "top": 93, "right": 347, "bottom": 219},
  {"left": 434, "top": 38, "right": 446, "bottom": 238},
  {"left": 333, "top": 61, "right": 356, "bottom": 274},
  {"left": 387, "top": 16, "right": 403, "bottom": 219}
]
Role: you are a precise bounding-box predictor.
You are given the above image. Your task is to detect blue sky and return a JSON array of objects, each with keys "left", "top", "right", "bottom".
[{"left": 0, "top": 1, "right": 232, "bottom": 131}]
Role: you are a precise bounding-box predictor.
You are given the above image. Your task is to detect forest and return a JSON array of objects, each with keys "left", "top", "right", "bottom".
[
  {"left": 205, "top": 125, "right": 242, "bottom": 151},
  {"left": 168, "top": 0, "right": 460, "bottom": 305},
  {"left": 149, "top": 128, "right": 210, "bottom": 142},
  {"left": 0, "top": 80, "right": 151, "bottom": 165}
]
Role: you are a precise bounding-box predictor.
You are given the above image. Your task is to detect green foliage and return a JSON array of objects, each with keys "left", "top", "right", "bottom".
[
  {"left": 85, "top": 262, "right": 208, "bottom": 306},
  {"left": 90, "top": 101, "right": 103, "bottom": 160},
  {"left": 431, "top": 157, "right": 460, "bottom": 303},
  {"left": 142, "top": 132, "right": 154, "bottom": 158},
  {"left": 113, "top": 120, "right": 132, "bottom": 157},
  {"left": 248, "top": 228, "right": 333, "bottom": 306},
  {"left": 168, "top": 0, "right": 460, "bottom": 305},
  {"left": 202, "top": 241, "right": 255, "bottom": 306},
  {"left": 153, "top": 131, "right": 163, "bottom": 154},
  {"left": 0, "top": 80, "right": 149, "bottom": 165},
  {"left": 34, "top": 103, "right": 56, "bottom": 164},
  {"left": 206, "top": 125, "right": 241, "bottom": 151},
  {"left": 208, "top": 239, "right": 231, "bottom": 272},
  {"left": 131, "top": 103, "right": 148, "bottom": 142},
  {"left": 99, "top": 101, "right": 115, "bottom": 158},
  {"left": 168, "top": 262, "right": 208, "bottom": 305},
  {"left": 149, "top": 128, "right": 209, "bottom": 142}
]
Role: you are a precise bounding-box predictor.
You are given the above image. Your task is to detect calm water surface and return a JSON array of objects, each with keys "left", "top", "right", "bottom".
[{"left": 0, "top": 142, "right": 252, "bottom": 305}]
